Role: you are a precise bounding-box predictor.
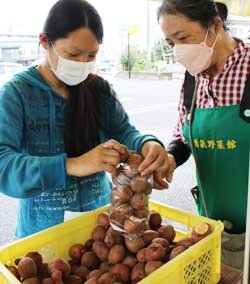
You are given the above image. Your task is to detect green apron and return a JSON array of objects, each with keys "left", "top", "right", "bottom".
[{"left": 183, "top": 104, "right": 249, "bottom": 234}]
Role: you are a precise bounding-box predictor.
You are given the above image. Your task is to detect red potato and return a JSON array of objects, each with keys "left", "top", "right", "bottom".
[
  {"left": 81, "top": 252, "right": 99, "bottom": 270},
  {"left": 48, "top": 258, "right": 70, "bottom": 279},
  {"left": 136, "top": 248, "right": 147, "bottom": 263},
  {"left": 92, "top": 241, "right": 110, "bottom": 261},
  {"left": 134, "top": 207, "right": 150, "bottom": 219},
  {"left": 127, "top": 153, "right": 143, "bottom": 170},
  {"left": 110, "top": 203, "right": 133, "bottom": 224},
  {"left": 145, "top": 243, "right": 166, "bottom": 261},
  {"left": 125, "top": 237, "right": 145, "bottom": 254},
  {"left": 84, "top": 239, "right": 94, "bottom": 250},
  {"left": 177, "top": 237, "right": 194, "bottom": 248},
  {"left": 123, "top": 216, "right": 147, "bottom": 234},
  {"left": 148, "top": 211, "right": 162, "bottom": 230},
  {"left": 158, "top": 225, "right": 176, "bottom": 243},
  {"left": 17, "top": 257, "right": 38, "bottom": 280},
  {"left": 99, "top": 261, "right": 112, "bottom": 273},
  {"left": 111, "top": 187, "right": 133, "bottom": 205},
  {"left": 64, "top": 275, "right": 82, "bottom": 284},
  {"left": 92, "top": 225, "right": 106, "bottom": 242},
  {"left": 51, "top": 270, "right": 62, "bottom": 284},
  {"left": 131, "top": 263, "right": 145, "bottom": 283},
  {"left": 130, "top": 177, "right": 149, "bottom": 193},
  {"left": 108, "top": 244, "right": 126, "bottom": 264},
  {"left": 191, "top": 222, "right": 212, "bottom": 243},
  {"left": 169, "top": 246, "right": 186, "bottom": 260},
  {"left": 22, "top": 277, "right": 41, "bottom": 284},
  {"left": 87, "top": 269, "right": 103, "bottom": 280},
  {"left": 84, "top": 278, "right": 98, "bottom": 284},
  {"left": 122, "top": 255, "right": 137, "bottom": 270},
  {"left": 69, "top": 244, "right": 86, "bottom": 261},
  {"left": 130, "top": 193, "right": 148, "bottom": 209},
  {"left": 104, "top": 227, "right": 123, "bottom": 248},
  {"left": 38, "top": 263, "right": 50, "bottom": 280},
  {"left": 152, "top": 238, "right": 170, "bottom": 252},
  {"left": 142, "top": 230, "right": 159, "bottom": 246},
  {"left": 42, "top": 279, "right": 54, "bottom": 284},
  {"left": 110, "top": 264, "right": 131, "bottom": 284},
  {"left": 145, "top": 261, "right": 163, "bottom": 275},
  {"left": 97, "top": 213, "right": 110, "bottom": 229},
  {"left": 98, "top": 272, "right": 114, "bottom": 284},
  {"left": 25, "top": 252, "right": 43, "bottom": 269},
  {"left": 74, "top": 265, "right": 89, "bottom": 282}
]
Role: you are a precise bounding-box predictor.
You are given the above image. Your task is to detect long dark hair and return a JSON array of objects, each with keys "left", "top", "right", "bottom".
[{"left": 43, "top": 0, "right": 112, "bottom": 157}]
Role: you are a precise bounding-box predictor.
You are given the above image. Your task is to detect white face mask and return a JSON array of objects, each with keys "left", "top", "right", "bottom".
[
  {"left": 173, "top": 29, "right": 218, "bottom": 76},
  {"left": 48, "top": 43, "right": 96, "bottom": 86}
]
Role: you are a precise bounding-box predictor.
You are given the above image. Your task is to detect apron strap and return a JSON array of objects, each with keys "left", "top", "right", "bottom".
[{"left": 240, "top": 74, "right": 250, "bottom": 123}]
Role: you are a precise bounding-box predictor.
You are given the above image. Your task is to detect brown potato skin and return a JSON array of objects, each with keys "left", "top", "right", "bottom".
[
  {"left": 145, "top": 261, "right": 163, "bottom": 275},
  {"left": 108, "top": 244, "right": 126, "bottom": 264},
  {"left": 131, "top": 263, "right": 145, "bottom": 283},
  {"left": 18, "top": 257, "right": 38, "bottom": 280},
  {"left": 169, "top": 246, "right": 186, "bottom": 260},
  {"left": 148, "top": 212, "right": 162, "bottom": 230},
  {"left": 158, "top": 225, "right": 176, "bottom": 243}
]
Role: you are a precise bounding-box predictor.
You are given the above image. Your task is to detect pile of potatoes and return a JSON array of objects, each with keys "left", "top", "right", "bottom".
[
  {"left": 110, "top": 150, "right": 152, "bottom": 235},
  {"left": 6, "top": 211, "right": 212, "bottom": 284}
]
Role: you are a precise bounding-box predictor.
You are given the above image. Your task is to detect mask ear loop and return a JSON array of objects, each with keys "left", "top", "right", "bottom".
[
  {"left": 47, "top": 41, "right": 59, "bottom": 73},
  {"left": 204, "top": 29, "right": 218, "bottom": 49}
]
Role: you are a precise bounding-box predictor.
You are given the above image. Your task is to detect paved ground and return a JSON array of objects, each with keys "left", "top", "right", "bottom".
[{"left": 0, "top": 77, "right": 197, "bottom": 247}]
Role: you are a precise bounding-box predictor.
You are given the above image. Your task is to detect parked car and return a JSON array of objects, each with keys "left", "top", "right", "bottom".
[{"left": 0, "top": 62, "right": 24, "bottom": 87}]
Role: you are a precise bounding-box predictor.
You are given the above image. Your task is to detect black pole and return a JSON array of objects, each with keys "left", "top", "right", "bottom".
[{"left": 128, "top": 32, "right": 131, "bottom": 79}]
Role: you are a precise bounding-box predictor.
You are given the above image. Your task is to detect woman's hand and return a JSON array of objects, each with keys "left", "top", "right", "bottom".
[
  {"left": 139, "top": 141, "right": 176, "bottom": 189},
  {"left": 66, "top": 140, "right": 125, "bottom": 177}
]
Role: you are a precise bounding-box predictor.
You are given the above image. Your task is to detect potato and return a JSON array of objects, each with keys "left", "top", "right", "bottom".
[
  {"left": 104, "top": 227, "right": 123, "bottom": 248},
  {"left": 130, "top": 177, "right": 149, "bottom": 193},
  {"left": 111, "top": 186, "right": 133, "bottom": 205},
  {"left": 22, "top": 277, "right": 41, "bottom": 284},
  {"left": 6, "top": 265, "right": 20, "bottom": 280},
  {"left": 158, "top": 225, "right": 176, "bottom": 243},
  {"left": 122, "top": 255, "right": 137, "bottom": 270},
  {"left": 18, "top": 257, "right": 38, "bottom": 280},
  {"left": 142, "top": 230, "right": 159, "bottom": 246},
  {"left": 169, "top": 246, "right": 186, "bottom": 260},
  {"left": 87, "top": 269, "right": 103, "bottom": 280},
  {"left": 108, "top": 244, "right": 126, "bottom": 264},
  {"left": 145, "top": 261, "right": 163, "bottom": 275},
  {"left": 42, "top": 278, "right": 54, "bottom": 284},
  {"left": 26, "top": 252, "right": 43, "bottom": 269},
  {"left": 99, "top": 261, "right": 112, "bottom": 273},
  {"left": 81, "top": 252, "right": 99, "bottom": 270},
  {"left": 113, "top": 172, "right": 131, "bottom": 187},
  {"left": 136, "top": 248, "right": 147, "bottom": 263},
  {"left": 130, "top": 193, "right": 148, "bottom": 209},
  {"left": 92, "top": 241, "right": 110, "bottom": 261},
  {"left": 92, "top": 226, "right": 106, "bottom": 242},
  {"left": 177, "top": 237, "right": 194, "bottom": 248},
  {"left": 64, "top": 275, "right": 82, "bottom": 284},
  {"left": 191, "top": 222, "right": 212, "bottom": 243},
  {"left": 110, "top": 263, "right": 131, "bottom": 284},
  {"left": 84, "top": 239, "right": 94, "bottom": 250},
  {"left": 145, "top": 243, "right": 166, "bottom": 261},
  {"left": 152, "top": 238, "right": 170, "bottom": 252},
  {"left": 148, "top": 211, "right": 162, "bottom": 230},
  {"left": 51, "top": 270, "right": 62, "bottom": 283},
  {"left": 74, "top": 266, "right": 89, "bottom": 281},
  {"left": 69, "top": 244, "right": 86, "bottom": 262},
  {"left": 14, "top": 258, "right": 22, "bottom": 266},
  {"left": 48, "top": 258, "right": 71, "bottom": 279},
  {"left": 98, "top": 213, "right": 110, "bottom": 229},
  {"left": 123, "top": 216, "right": 148, "bottom": 234},
  {"left": 134, "top": 207, "right": 149, "bottom": 219},
  {"left": 84, "top": 278, "right": 98, "bottom": 284},
  {"left": 120, "top": 146, "right": 130, "bottom": 163},
  {"left": 131, "top": 263, "right": 145, "bottom": 283},
  {"left": 128, "top": 153, "right": 143, "bottom": 170},
  {"left": 38, "top": 263, "right": 50, "bottom": 280},
  {"left": 125, "top": 237, "right": 145, "bottom": 254},
  {"left": 98, "top": 272, "right": 114, "bottom": 284},
  {"left": 110, "top": 203, "right": 133, "bottom": 224}
]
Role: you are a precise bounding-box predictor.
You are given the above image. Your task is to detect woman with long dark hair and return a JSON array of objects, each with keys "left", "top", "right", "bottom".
[{"left": 0, "top": 0, "right": 171, "bottom": 238}]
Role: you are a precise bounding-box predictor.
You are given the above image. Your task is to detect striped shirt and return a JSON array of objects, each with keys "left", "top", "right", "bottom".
[{"left": 173, "top": 39, "right": 250, "bottom": 141}]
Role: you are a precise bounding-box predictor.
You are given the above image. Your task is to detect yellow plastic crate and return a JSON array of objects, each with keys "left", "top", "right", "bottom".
[{"left": 0, "top": 201, "right": 223, "bottom": 284}]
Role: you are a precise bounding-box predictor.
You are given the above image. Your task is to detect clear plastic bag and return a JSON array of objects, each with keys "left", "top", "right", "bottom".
[{"left": 110, "top": 160, "right": 152, "bottom": 238}]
